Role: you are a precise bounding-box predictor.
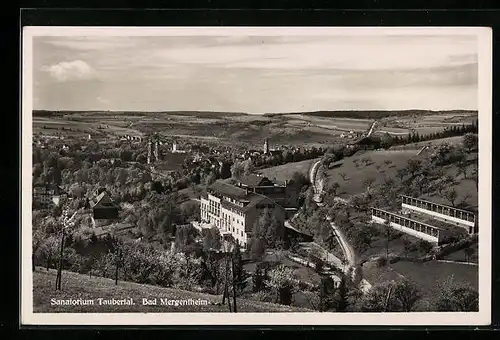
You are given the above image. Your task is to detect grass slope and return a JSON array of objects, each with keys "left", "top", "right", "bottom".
[
  {"left": 33, "top": 268, "right": 311, "bottom": 313},
  {"left": 325, "top": 149, "right": 423, "bottom": 198},
  {"left": 258, "top": 158, "right": 321, "bottom": 182}
]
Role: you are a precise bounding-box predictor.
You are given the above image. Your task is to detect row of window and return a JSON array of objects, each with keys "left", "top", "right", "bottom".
[
  {"left": 401, "top": 196, "right": 475, "bottom": 222},
  {"left": 372, "top": 208, "right": 440, "bottom": 238},
  {"left": 221, "top": 212, "right": 244, "bottom": 226},
  {"left": 225, "top": 206, "right": 244, "bottom": 217},
  {"left": 202, "top": 200, "right": 221, "bottom": 216},
  {"left": 223, "top": 195, "right": 245, "bottom": 207}
]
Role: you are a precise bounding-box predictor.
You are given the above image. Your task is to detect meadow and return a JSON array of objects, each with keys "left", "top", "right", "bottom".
[
  {"left": 257, "top": 158, "right": 321, "bottom": 182},
  {"left": 324, "top": 149, "right": 424, "bottom": 198}
]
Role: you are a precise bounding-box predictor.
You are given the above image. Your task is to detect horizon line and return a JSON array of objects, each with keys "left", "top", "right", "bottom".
[{"left": 32, "top": 108, "right": 479, "bottom": 115}]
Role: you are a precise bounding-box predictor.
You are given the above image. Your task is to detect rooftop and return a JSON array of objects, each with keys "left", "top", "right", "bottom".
[
  {"left": 90, "top": 191, "right": 118, "bottom": 209},
  {"left": 238, "top": 174, "right": 275, "bottom": 187},
  {"left": 208, "top": 180, "right": 248, "bottom": 199},
  {"left": 207, "top": 180, "right": 282, "bottom": 213}
]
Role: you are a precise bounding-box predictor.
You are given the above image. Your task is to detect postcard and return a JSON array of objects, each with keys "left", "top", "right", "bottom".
[{"left": 21, "top": 26, "right": 492, "bottom": 326}]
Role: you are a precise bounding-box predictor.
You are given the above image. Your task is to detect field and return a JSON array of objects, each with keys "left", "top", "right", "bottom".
[
  {"left": 33, "top": 268, "right": 310, "bottom": 313},
  {"left": 258, "top": 158, "right": 321, "bottom": 182},
  {"left": 324, "top": 149, "right": 424, "bottom": 198},
  {"left": 33, "top": 110, "right": 476, "bottom": 147},
  {"left": 388, "top": 136, "right": 465, "bottom": 151},
  {"left": 375, "top": 112, "right": 477, "bottom": 137}
]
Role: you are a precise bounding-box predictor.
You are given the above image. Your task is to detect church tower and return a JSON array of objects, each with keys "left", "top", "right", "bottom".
[
  {"left": 154, "top": 141, "right": 159, "bottom": 161},
  {"left": 263, "top": 138, "right": 269, "bottom": 154},
  {"left": 147, "top": 140, "right": 152, "bottom": 164}
]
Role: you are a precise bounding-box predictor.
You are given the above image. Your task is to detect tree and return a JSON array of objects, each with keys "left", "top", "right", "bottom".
[
  {"left": 471, "top": 165, "right": 479, "bottom": 189},
  {"left": 230, "top": 161, "right": 244, "bottom": 179},
  {"left": 406, "top": 159, "right": 422, "bottom": 178},
  {"left": 396, "top": 168, "right": 407, "bottom": 182},
  {"left": 444, "top": 188, "right": 458, "bottom": 207},
  {"left": 360, "top": 156, "right": 371, "bottom": 167},
  {"left": 463, "top": 247, "right": 475, "bottom": 263},
  {"left": 435, "top": 276, "right": 478, "bottom": 311},
  {"left": 362, "top": 177, "right": 376, "bottom": 193},
  {"left": 220, "top": 162, "right": 232, "bottom": 179},
  {"left": 462, "top": 133, "right": 478, "bottom": 152},
  {"left": 252, "top": 263, "right": 268, "bottom": 292},
  {"left": 321, "top": 154, "right": 335, "bottom": 168},
  {"left": 243, "top": 159, "right": 255, "bottom": 176},
  {"left": 249, "top": 238, "right": 266, "bottom": 261},
  {"left": 325, "top": 181, "right": 340, "bottom": 197},
  {"left": 202, "top": 227, "right": 222, "bottom": 251},
  {"left": 39, "top": 235, "right": 60, "bottom": 271},
  {"left": 174, "top": 225, "right": 196, "bottom": 253},
  {"left": 266, "top": 265, "right": 296, "bottom": 305},
  {"left": 402, "top": 238, "right": 412, "bottom": 256},
  {"left": 318, "top": 276, "right": 337, "bottom": 312},
  {"left": 381, "top": 133, "right": 394, "bottom": 149},
  {"left": 232, "top": 244, "right": 250, "bottom": 295},
  {"left": 456, "top": 159, "right": 468, "bottom": 179},
  {"left": 205, "top": 172, "right": 216, "bottom": 186},
  {"left": 332, "top": 277, "right": 350, "bottom": 312},
  {"left": 393, "top": 278, "right": 422, "bottom": 312},
  {"left": 413, "top": 174, "right": 429, "bottom": 195},
  {"left": 32, "top": 228, "right": 46, "bottom": 271},
  {"left": 291, "top": 171, "right": 308, "bottom": 188},
  {"left": 339, "top": 172, "right": 348, "bottom": 182},
  {"left": 359, "top": 281, "right": 398, "bottom": 312},
  {"left": 252, "top": 208, "right": 283, "bottom": 250}
]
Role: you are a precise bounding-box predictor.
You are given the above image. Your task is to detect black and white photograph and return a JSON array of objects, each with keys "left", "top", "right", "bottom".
[{"left": 21, "top": 27, "right": 492, "bottom": 325}]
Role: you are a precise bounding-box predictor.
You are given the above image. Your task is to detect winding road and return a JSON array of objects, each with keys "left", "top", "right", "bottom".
[{"left": 308, "top": 159, "right": 361, "bottom": 282}]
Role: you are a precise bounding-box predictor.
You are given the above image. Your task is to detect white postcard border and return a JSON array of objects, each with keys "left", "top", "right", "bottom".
[{"left": 21, "top": 26, "right": 492, "bottom": 326}]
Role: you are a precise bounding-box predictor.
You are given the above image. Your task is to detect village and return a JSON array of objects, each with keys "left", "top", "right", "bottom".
[{"left": 32, "top": 114, "right": 479, "bottom": 313}]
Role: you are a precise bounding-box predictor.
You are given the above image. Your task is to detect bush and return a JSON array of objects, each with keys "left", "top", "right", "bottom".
[
  {"left": 376, "top": 256, "right": 387, "bottom": 267},
  {"left": 251, "top": 290, "right": 275, "bottom": 303}
]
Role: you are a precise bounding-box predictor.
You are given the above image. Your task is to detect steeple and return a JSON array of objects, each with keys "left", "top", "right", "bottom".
[{"left": 263, "top": 138, "right": 269, "bottom": 154}]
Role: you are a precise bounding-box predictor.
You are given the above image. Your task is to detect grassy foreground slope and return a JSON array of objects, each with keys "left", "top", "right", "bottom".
[{"left": 33, "top": 269, "right": 310, "bottom": 313}]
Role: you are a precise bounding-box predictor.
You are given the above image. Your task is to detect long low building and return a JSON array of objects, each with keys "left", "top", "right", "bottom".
[
  {"left": 371, "top": 207, "right": 450, "bottom": 244},
  {"left": 400, "top": 195, "right": 477, "bottom": 234}
]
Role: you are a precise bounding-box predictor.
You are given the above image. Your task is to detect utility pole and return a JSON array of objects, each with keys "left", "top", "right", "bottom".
[
  {"left": 386, "top": 228, "right": 389, "bottom": 259},
  {"left": 115, "top": 243, "right": 121, "bottom": 286},
  {"left": 231, "top": 250, "right": 237, "bottom": 313},
  {"left": 385, "top": 220, "right": 391, "bottom": 260},
  {"left": 55, "top": 225, "right": 65, "bottom": 290},
  {"left": 221, "top": 250, "right": 232, "bottom": 312}
]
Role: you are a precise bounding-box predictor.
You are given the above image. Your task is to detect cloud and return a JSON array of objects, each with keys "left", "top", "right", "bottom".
[
  {"left": 41, "top": 60, "right": 98, "bottom": 82},
  {"left": 97, "top": 96, "right": 110, "bottom": 104}
]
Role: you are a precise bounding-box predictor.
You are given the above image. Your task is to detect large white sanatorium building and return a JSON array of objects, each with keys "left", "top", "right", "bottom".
[{"left": 200, "top": 180, "right": 286, "bottom": 247}]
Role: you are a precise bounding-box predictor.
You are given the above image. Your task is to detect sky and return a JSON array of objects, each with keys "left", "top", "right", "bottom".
[{"left": 32, "top": 34, "right": 478, "bottom": 113}]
